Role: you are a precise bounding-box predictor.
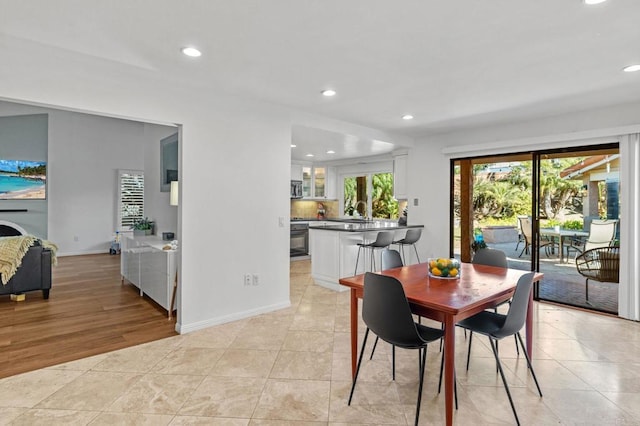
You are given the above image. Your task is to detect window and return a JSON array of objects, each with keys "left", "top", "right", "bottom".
[
  {"left": 118, "top": 170, "right": 144, "bottom": 231},
  {"left": 343, "top": 172, "right": 398, "bottom": 219}
]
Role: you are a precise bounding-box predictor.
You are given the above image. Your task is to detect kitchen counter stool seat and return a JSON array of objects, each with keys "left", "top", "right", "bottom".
[
  {"left": 354, "top": 231, "right": 394, "bottom": 275},
  {"left": 393, "top": 228, "right": 422, "bottom": 264}
]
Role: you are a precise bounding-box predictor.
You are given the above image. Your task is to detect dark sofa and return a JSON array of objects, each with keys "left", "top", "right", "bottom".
[{"left": 0, "top": 225, "right": 52, "bottom": 299}]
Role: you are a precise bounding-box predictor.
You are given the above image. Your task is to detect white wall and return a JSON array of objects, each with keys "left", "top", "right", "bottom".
[{"left": 408, "top": 102, "right": 640, "bottom": 320}]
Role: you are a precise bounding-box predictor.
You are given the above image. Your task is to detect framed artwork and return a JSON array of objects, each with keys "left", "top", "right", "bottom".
[
  {"left": 0, "top": 159, "right": 47, "bottom": 200},
  {"left": 160, "top": 132, "right": 178, "bottom": 192}
]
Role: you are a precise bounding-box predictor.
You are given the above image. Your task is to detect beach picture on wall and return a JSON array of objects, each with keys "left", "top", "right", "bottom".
[{"left": 0, "top": 159, "right": 47, "bottom": 200}]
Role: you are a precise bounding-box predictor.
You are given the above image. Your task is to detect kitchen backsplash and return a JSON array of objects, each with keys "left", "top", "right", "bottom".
[
  {"left": 291, "top": 199, "right": 408, "bottom": 219},
  {"left": 291, "top": 200, "right": 339, "bottom": 218}
]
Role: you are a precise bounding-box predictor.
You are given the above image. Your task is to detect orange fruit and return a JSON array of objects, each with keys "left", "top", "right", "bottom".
[
  {"left": 431, "top": 267, "right": 441, "bottom": 276},
  {"left": 449, "top": 268, "right": 458, "bottom": 277}
]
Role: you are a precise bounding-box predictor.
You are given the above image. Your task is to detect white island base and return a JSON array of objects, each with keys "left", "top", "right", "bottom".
[{"left": 309, "top": 226, "right": 421, "bottom": 291}]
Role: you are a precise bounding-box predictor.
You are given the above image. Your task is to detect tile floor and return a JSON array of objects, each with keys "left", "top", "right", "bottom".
[{"left": 1, "top": 260, "right": 639, "bottom": 425}]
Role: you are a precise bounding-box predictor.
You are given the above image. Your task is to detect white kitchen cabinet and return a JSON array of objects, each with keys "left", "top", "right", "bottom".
[
  {"left": 294, "top": 164, "right": 337, "bottom": 200},
  {"left": 121, "top": 235, "right": 177, "bottom": 316},
  {"left": 291, "top": 164, "right": 303, "bottom": 181},
  {"left": 393, "top": 154, "right": 408, "bottom": 200},
  {"left": 325, "top": 166, "right": 337, "bottom": 199}
]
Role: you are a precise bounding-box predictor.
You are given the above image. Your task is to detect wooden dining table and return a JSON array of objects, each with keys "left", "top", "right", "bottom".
[{"left": 339, "top": 262, "right": 543, "bottom": 426}]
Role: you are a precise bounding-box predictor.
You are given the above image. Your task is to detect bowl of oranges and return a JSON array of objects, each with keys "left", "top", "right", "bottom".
[{"left": 428, "top": 258, "right": 461, "bottom": 279}]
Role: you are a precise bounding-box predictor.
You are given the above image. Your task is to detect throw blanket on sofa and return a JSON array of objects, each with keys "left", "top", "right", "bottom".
[{"left": 0, "top": 236, "right": 58, "bottom": 285}]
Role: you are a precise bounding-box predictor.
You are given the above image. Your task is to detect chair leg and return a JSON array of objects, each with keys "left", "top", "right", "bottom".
[
  {"left": 354, "top": 246, "right": 362, "bottom": 276},
  {"left": 371, "top": 248, "right": 376, "bottom": 272},
  {"left": 414, "top": 347, "right": 427, "bottom": 426},
  {"left": 392, "top": 345, "right": 396, "bottom": 381},
  {"left": 585, "top": 278, "right": 590, "bottom": 301},
  {"left": 518, "top": 244, "right": 528, "bottom": 258},
  {"left": 516, "top": 332, "right": 543, "bottom": 397},
  {"left": 348, "top": 328, "right": 370, "bottom": 405},
  {"left": 466, "top": 331, "right": 473, "bottom": 371},
  {"left": 369, "top": 336, "right": 379, "bottom": 360},
  {"left": 413, "top": 243, "right": 420, "bottom": 263},
  {"left": 488, "top": 337, "right": 520, "bottom": 426}
]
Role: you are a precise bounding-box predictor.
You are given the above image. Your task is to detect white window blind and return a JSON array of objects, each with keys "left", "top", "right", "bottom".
[{"left": 118, "top": 170, "right": 144, "bottom": 231}]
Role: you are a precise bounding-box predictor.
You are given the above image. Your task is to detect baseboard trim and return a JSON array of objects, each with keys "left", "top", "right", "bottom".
[
  {"left": 176, "top": 300, "right": 292, "bottom": 334},
  {"left": 58, "top": 250, "right": 110, "bottom": 257}
]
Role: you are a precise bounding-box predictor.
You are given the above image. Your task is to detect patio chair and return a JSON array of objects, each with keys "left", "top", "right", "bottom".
[
  {"left": 514, "top": 215, "right": 528, "bottom": 253},
  {"left": 576, "top": 246, "right": 620, "bottom": 302},
  {"left": 564, "top": 219, "right": 618, "bottom": 261},
  {"left": 517, "top": 216, "right": 555, "bottom": 258}
]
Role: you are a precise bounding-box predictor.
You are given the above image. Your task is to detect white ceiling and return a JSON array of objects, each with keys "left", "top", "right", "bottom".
[{"left": 2, "top": 1, "right": 639, "bottom": 160}]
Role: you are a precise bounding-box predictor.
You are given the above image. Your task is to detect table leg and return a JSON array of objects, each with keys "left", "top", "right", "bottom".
[
  {"left": 526, "top": 286, "right": 533, "bottom": 359},
  {"left": 350, "top": 288, "right": 358, "bottom": 378},
  {"left": 444, "top": 315, "right": 455, "bottom": 426}
]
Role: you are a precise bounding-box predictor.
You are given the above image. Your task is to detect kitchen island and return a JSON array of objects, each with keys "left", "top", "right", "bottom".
[{"left": 309, "top": 221, "right": 424, "bottom": 291}]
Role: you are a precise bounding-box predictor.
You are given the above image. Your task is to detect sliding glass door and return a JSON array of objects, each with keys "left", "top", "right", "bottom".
[{"left": 451, "top": 143, "right": 620, "bottom": 314}]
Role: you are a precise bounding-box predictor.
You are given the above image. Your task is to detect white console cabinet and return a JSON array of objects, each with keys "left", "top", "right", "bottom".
[{"left": 121, "top": 235, "right": 177, "bottom": 317}]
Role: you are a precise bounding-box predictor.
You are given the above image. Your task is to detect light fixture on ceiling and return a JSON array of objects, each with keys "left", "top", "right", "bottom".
[
  {"left": 291, "top": 144, "right": 297, "bottom": 148},
  {"left": 181, "top": 47, "right": 202, "bottom": 57},
  {"left": 327, "top": 150, "right": 335, "bottom": 154},
  {"left": 623, "top": 64, "right": 640, "bottom": 73},
  {"left": 583, "top": 0, "right": 607, "bottom": 4},
  {"left": 306, "top": 153, "right": 314, "bottom": 157},
  {"left": 402, "top": 114, "right": 414, "bottom": 120},
  {"left": 321, "top": 89, "right": 336, "bottom": 97}
]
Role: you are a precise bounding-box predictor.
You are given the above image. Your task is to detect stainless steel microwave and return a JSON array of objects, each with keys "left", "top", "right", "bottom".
[{"left": 291, "top": 180, "right": 303, "bottom": 199}]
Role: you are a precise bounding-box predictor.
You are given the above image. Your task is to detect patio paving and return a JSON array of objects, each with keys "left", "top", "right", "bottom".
[{"left": 487, "top": 240, "right": 618, "bottom": 315}]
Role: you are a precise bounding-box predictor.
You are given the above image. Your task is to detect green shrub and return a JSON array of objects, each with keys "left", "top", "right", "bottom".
[{"left": 562, "top": 220, "right": 583, "bottom": 230}]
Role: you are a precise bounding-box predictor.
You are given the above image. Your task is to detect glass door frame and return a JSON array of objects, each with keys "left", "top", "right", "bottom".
[{"left": 450, "top": 142, "right": 620, "bottom": 302}]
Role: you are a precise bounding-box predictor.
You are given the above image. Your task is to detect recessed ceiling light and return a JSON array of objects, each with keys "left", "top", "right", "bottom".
[
  {"left": 306, "top": 153, "right": 314, "bottom": 157},
  {"left": 583, "top": 0, "right": 607, "bottom": 4},
  {"left": 321, "top": 89, "right": 336, "bottom": 97},
  {"left": 291, "top": 144, "right": 297, "bottom": 148},
  {"left": 181, "top": 47, "right": 202, "bottom": 57},
  {"left": 623, "top": 64, "right": 640, "bottom": 73},
  {"left": 327, "top": 150, "right": 335, "bottom": 154},
  {"left": 402, "top": 114, "right": 414, "bottom": 120}
]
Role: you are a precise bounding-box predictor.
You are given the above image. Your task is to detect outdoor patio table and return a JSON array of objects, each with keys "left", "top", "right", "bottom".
[
  {"left": 540, "top": 228, "right": 589, "bottom": 262},
  {"left": 339, "top": 262, "right": 543, "bottom": 426}
]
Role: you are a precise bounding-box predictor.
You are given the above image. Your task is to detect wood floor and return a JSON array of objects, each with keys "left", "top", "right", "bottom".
[{"left": 0, "top": 254, "right": 177, "bottom": 379}]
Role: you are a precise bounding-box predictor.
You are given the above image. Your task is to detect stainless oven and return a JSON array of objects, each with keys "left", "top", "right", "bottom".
[{"left": 290, "top": 222, "right": 309, "bottom": 257}]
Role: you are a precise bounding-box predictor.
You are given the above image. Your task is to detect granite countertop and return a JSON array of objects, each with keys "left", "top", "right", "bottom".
[{"left": 308, "top": 222, "right": 423, "bottom": 232}]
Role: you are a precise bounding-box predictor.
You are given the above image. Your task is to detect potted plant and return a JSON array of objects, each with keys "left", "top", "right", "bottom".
[
  {"left": 132, "top": 217, "right": 154, "bottom": 236},
  {"left": 471, "top": 228, "right": 487, "bottom": 252}
]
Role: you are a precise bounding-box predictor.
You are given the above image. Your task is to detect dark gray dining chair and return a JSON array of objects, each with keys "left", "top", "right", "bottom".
[
  {"left": 381, "top": 249, "right": 403, "bottom": 270},
  {"left": 348, "top": 273, "right": 445, "bottom": 426},
  {"left": 370, "top": 249, "right": 405, "bottom": 370},
  {"left": 456, "top": 272, "right": 542, "bottom": 426},
  {"left": 472, "top": 247, "right": 508, "bottom": 268},
  {"left": 468, "top": 248, "right": 520, "bottom": 355}
]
